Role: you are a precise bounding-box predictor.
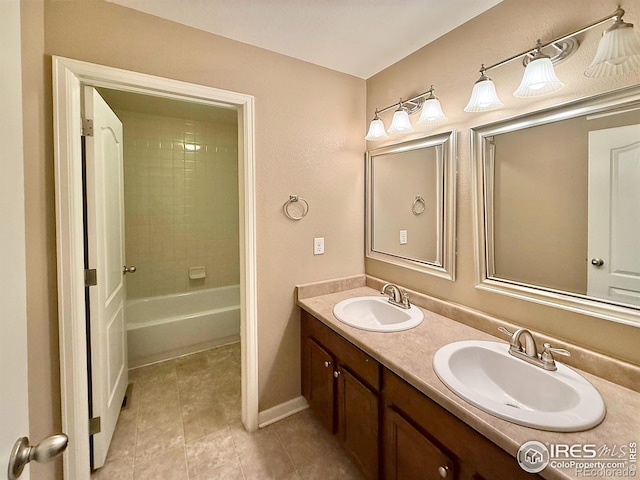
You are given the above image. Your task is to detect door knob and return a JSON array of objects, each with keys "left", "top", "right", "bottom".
[
  {"left": 8, "top": 434, "right": 68, "bottom": 480},
  {"left": 123, "top": 265, "right": 137, "bottom": 274},
  {"left": 591, "top": 258, "right": 604, "bottom": 267}
]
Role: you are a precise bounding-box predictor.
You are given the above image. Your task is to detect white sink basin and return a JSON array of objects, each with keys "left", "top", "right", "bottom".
[
  {"left": 433, "top": 341, "right": 606, "bottom": 432},
  {"left": 333, "top": 296, "right": 424, "bottom": 332}
]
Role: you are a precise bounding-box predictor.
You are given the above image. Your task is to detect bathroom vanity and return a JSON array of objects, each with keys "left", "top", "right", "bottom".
[
  {"left": 301, "top": 309, "right": 536, "bottom": 480},
  {"left": 297, "top": 277, "right": 640, "bottom": 480}
]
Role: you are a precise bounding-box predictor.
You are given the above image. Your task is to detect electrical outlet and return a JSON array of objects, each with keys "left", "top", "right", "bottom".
[
  {"left": 400, "top": 230, "right": 408, "bottom": 245},
  {"left": 314, "top": 237, "right": 325, "bottom": 255}
]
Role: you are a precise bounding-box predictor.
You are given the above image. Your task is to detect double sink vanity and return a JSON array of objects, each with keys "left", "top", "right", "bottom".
[{"left": 296, "top": 276, "right": 640, "bottom": 480}]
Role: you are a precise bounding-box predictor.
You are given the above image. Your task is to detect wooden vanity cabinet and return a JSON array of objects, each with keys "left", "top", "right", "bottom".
[
  {"left": 301, "top": 309, "right": 541, "bottom": 480},
  {"left": 305, "top": 337, "right": 335, "bottom": 432},
  {"left": 301, "top": 310, "right": 380, "bottom": 480},
  {"left": 383, "top": 370, "right": 540, "bottom": 480}
]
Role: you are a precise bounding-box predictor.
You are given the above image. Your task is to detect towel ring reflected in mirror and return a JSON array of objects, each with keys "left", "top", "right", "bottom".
[
  {"left": 283, "top": 194, "right": 309, "bottom": 220},
  {"left": 412, "top": 195, "right": 426, "bottom": 215}
]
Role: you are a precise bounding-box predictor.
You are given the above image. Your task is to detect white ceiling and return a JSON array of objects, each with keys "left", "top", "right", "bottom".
[{"left": 107, "top": 0, "right": 503, "bottom": 79}]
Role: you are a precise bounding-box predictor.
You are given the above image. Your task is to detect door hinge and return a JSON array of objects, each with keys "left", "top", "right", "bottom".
[
  {"left": 81, "top": 118, "right": 94, "bottom": 137},
  {"left": 84, "top": 269, "right": 97, "bottom": 287},
  {"left": 89, "top": 417, "right": 101, "bottom": 436}
]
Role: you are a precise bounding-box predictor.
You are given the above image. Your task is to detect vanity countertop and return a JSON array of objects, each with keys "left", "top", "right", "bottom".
[{"left": 297, "top": 284, "right": 640, "bottom": 480}]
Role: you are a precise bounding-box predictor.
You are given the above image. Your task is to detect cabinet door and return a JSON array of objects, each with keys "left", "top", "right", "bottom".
[
  {"left": 306, "top": 338, "right": 335, "bottom": 432},
  {"left": 385, "top": 408, "right": 456, "bottom": 480},
  {"left": 336, "top": 367, "right": 379, "bottom": 480}
]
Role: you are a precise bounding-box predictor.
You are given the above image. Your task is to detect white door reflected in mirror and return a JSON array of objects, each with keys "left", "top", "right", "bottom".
[{"left": 588, "top": 124, "right": 640, "bottom": 307}]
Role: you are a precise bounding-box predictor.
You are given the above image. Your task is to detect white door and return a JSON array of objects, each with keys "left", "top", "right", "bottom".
[
  {"left": 588, "top": 124, "right": 640, "bottom": 307},
  {"left": 1, "top": 2, "right": 30, "bottom": 478},
  {"left": 84, "top": 86, "right": 128, "bottom": 469}
]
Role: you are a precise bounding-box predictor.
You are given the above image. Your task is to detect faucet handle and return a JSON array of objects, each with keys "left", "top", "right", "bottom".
[
  {"left": 498, "top": 326, "right": 515, "bottom": 338},
  {"left": 541, "top": 343, "right": 570, "bottom": 369},
  {"left": 401, "top": 291, "right": 411, "bottom": 307},
  {"left": 542, "top": 343, "right": 570, "bottom": 357}
]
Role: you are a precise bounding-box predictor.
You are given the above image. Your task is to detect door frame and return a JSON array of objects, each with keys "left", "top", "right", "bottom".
[{"left": 52, "top": 56, "right": 259, "bottom": 480}]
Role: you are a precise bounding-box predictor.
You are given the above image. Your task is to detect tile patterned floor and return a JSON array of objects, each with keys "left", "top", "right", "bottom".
[{"left": 92, "top": 343, "right": 363, "bottom": 480}]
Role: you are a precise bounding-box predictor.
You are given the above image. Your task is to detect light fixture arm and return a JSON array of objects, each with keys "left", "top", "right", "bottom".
[
  {"left": 481, "top": 7, "right": 626, "bottom": 73},
  {"left": 375, "top": 86, "right": 437, "bottom": 116}
]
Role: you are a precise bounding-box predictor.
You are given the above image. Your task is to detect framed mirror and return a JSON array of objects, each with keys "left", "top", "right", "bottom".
[
  {"left": 472, "top": 85, "right": 640, "bottom": 326},
  {"left": 366, "top": 131, "right": 456, "bottom": 280}
]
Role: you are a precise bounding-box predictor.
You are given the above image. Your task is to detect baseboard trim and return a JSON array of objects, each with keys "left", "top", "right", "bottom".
[{"left": 258, "top": 396, "right": 309, "bottom": 428}]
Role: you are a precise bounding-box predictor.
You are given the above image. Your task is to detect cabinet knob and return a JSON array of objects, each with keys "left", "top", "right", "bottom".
[
  {"left": 333, "top": 370, "right": 341, "bottom": 378},
  {"left": 324, "top": 361, "right": 332, "bottom": 368},
  {"left": 438, "top": 465, "right": 449, "bottom": 478}
]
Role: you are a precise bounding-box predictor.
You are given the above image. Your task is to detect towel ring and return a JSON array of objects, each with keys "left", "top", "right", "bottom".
[
  {"left": 283, "top": 195, "right": 309, "bottom": 220},
  {"left": 412, "top": 195, "right": 426, "bottom": 215}
]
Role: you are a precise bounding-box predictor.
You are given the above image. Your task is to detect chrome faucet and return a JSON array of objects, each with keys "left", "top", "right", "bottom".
[
  {"left": 498, "top": 327, "right": 570, "bottom": 371},
  {"left": 380, "top": 283, "right": 411, "bottom": 309}
]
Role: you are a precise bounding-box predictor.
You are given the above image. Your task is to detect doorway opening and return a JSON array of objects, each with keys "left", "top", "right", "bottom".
[{"left": 53, "top": 56, "right": 258, "bottom": 480}]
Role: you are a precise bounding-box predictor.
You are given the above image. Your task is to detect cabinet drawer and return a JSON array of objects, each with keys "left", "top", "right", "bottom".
[{"left": 302, "top": 310, "right": 380, "bottom": 391}]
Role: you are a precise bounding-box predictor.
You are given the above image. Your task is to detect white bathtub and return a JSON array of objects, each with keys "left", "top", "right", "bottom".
[{"left": 126, "top": 285, "right": 240, "bottom": 367}]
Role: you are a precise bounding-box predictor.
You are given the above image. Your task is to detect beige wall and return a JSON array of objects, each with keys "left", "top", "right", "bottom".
[
  {"left": 21, "top": 1, "right": 64, "bottom": 479},
  {"left": 372, "top": 147, "right": 438, "bottom": 262},
  {"left": 118, "top": 110, "right": 240, "bottom": 299},
  {"left": 23, "top": 1, "right": 364, "bottom": 477},
  {"left": 492, "top": 109, "right": 640, "bottom": 294},
  {"left": 43, "top": 0, "right": 365, "bottom": 411},
  {"left": 366, "top": 0, "right": 640, "bottom": 366},
  {"left": 493, "top": 118, "right": 589, "bottom": 294}
]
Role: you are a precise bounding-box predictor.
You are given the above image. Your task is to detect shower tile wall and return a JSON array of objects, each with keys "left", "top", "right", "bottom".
[{"left": 119, "top": 111, "right": 239, "bottom": 300}]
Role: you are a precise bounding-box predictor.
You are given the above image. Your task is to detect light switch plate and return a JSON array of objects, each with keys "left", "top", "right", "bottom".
[
  {"left": 314, "top": 237, "right": 325, "bottom": 255},
  {"left": 400, "top": 230, "right": 408, "bottom": 245}
]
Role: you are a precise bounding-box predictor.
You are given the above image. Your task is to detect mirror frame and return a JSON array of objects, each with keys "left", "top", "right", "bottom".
[
  {"left": 471, "top": 84, "right": 640, "bottom": 327},
  {"left": 366, "top": 130, "right": 457, "bottom": 280}
]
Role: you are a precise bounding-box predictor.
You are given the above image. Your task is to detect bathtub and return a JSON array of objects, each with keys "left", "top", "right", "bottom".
[{"left": 126, "top": 285, "right": 240, "bottom": 367}]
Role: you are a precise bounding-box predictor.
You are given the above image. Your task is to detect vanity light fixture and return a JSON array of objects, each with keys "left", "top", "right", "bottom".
[
  {"left": 464, "top": 67, "right": 504, "bottom": 112},
  {"left": 585, "top": 10, "right": 640, "bottom": 77},
  {"left": 416, "top": 90, "right": 448, "bottom": 126},
  {"left": 513, "top": 41, "right": 565, "bottom": 98},
  {"left": 364, "top": 110, "right": 389, "bottom": 141},
  {"left": 387, "top": 101, "right": 415, "bottom": 134},
  {"left": 365, "top": 86, "right": 447, "bottom": 140},
  {"left": 466, "top": 7, "right": 640, "bottom": 112}
]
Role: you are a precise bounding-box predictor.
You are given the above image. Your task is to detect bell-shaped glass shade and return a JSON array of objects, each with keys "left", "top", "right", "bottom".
[
  {"left": 585, "top": 22, "right": 640, "bottom": 77},
  {"left": 387, "top": 109, "right": 414, "bottom": 134},
  {"left": 416, "top": 97, "right": 448, "bottom": 126},
  {"left": 513, "top": 56, "right": 564, "bottom": 98},
  {"left": 464, "top": 76, "right": 504, "bottom": 112},
  {"left": 365, "top": 118, "right": 389, "bottom": 141}
]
